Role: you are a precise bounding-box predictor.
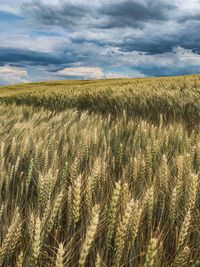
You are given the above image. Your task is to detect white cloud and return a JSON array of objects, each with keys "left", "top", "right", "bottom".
[
  {"left": 105, "top": 73, "right": 130, "bottom": 78},
  {"left": 57, "top": 67, "right": 105, "bottom": 79},
  {"left": 0, "top": 65, "right": 28, "bottom": 84},
  {"left": 173, "top": 46, "right": 200, "bottom": 66},
  {"left": 0, "top": 4, "right": 20, "bottom": 15},
  {"left": 0, "top": 34, "right": 70, "bottom": 53},
  {"left": 177, "top": 0, "right": 200, "bottom": 10},
  {"left": 106, "top": 71, "right": 145, "bottom": 78},
  {"left": 57, "top": 66, "right": 145, "bottom": 79}
]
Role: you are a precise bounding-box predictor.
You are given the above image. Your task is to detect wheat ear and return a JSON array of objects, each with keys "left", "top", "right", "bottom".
[
  {"left": 32, "top": 216, "right": 41, "bottom": 266},
  {"left": 173, "top": 246, "right": 190, "bottom": 267},
  {"left": 79, "top": 204, "right": 100, "bottom": 267},
  {"left": 145, "top": 237, "right": 159, "bottom": 267},
  {"left": 177, "top": 209, "right": 191, "bottom": 250},
  {"left": 55, "top": 243, "right": 65, "bottom": 267}
]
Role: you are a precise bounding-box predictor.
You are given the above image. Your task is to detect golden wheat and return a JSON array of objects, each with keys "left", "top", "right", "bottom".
[{"left": 0, "top": 75, "right": 199, "bottom": 266}]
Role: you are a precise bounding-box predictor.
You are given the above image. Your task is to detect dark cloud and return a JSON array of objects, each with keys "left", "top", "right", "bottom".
[
  {"left": 118, "top": 39, "right": 190, "bottom": 55},
  {"left": 21, "top": 0, "right": 176, "bottom": 29},
  {"left": 177, "top": 8, "right": 200, "bottom": 23},
  {"left": 114, "top": 36, "right": 177, "bottom": 55},
  {"left": 0, "top": 46, "right": 108, "bottom": 70},
  {"left": 134, "top": 65, "right": 200, "bottom": 77},
  {"left": 21, "top": 1, "right": 90, "bottom": 27},
  {"left": 99, "top": 0, "right": 176, "bottom": 28},
  {"left": 69, "top": 21, "right": 200, "bottom": 56},
  {"left": 0, "top": 48, "right": 75, "bottom": 66},
  {"left": 118, "top": 21, "right": 200, "bottom": 54}
]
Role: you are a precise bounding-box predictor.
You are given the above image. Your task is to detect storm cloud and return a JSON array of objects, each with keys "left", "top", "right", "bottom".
[
  {"left": 21, "top": 0, "right": 176, "bottom": 29},
  {"left": 99, "top": 0, "right": 176, "bottom": 28},
  {"left": 21, "top": 1, "right": 90, "bottom": 28},
  {"left": 0, "top": 48, "right": 70, "bottom": 66}
]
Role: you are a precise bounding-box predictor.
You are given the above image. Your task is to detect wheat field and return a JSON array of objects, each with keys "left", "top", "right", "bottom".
[{"left": 0, "top": 75, "right": 199, "bottom": 267}]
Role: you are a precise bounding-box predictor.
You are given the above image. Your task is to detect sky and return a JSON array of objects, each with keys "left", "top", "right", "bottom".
[{"left": 0, "top": 0, "right": 200, "bottom": 84}]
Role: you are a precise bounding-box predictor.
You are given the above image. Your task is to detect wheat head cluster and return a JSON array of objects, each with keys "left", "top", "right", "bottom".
[{"left": 0, "top": 75, "right": 199, "bottom": 266}]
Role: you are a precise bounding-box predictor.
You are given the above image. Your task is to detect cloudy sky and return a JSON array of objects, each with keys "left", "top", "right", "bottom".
[{"left": 0, "top": 0, "right": 200, "bottom": 84}]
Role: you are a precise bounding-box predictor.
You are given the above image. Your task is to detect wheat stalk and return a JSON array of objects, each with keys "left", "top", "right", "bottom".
[
  {"left": 0, "top": 208, "right": 21, "bottom": 265},
  {"left": 16, "top": 251, "right": 24, "bottom": 267},
  {"left": 55, "top": 243, "right": 65, "bottom": 267},
  {"left": 113, "top": 199, "right": 135, "bottom": 267},
  {"left": 72, "top": 175, "right": 82, "bottom": 224},
  {"left": 173, "top": 246, "right": 190, "bottom": 267},
  {"left": 79, "top": 204, "right": 100, "bottom": 267},
  {"left": 106, "top": 181, "right": 122, "bottom": 247},
  {"left": 145, "top": 237, "right": 159, "bottom": 267},
  {"left": 31, "top": 216, "right": 41, "bottom": 266},
  {"left": 177, "top": 209, "right": 191, "bottom": 250}
]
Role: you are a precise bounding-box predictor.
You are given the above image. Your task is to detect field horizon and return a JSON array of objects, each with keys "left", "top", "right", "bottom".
[{"left": 1, "top": 73, "right": 200, "bottom": 87}]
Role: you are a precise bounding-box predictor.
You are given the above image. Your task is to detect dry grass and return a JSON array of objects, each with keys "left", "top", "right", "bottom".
[{"left": 0, "top": 75, "right": 199, "bottom": 266}]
